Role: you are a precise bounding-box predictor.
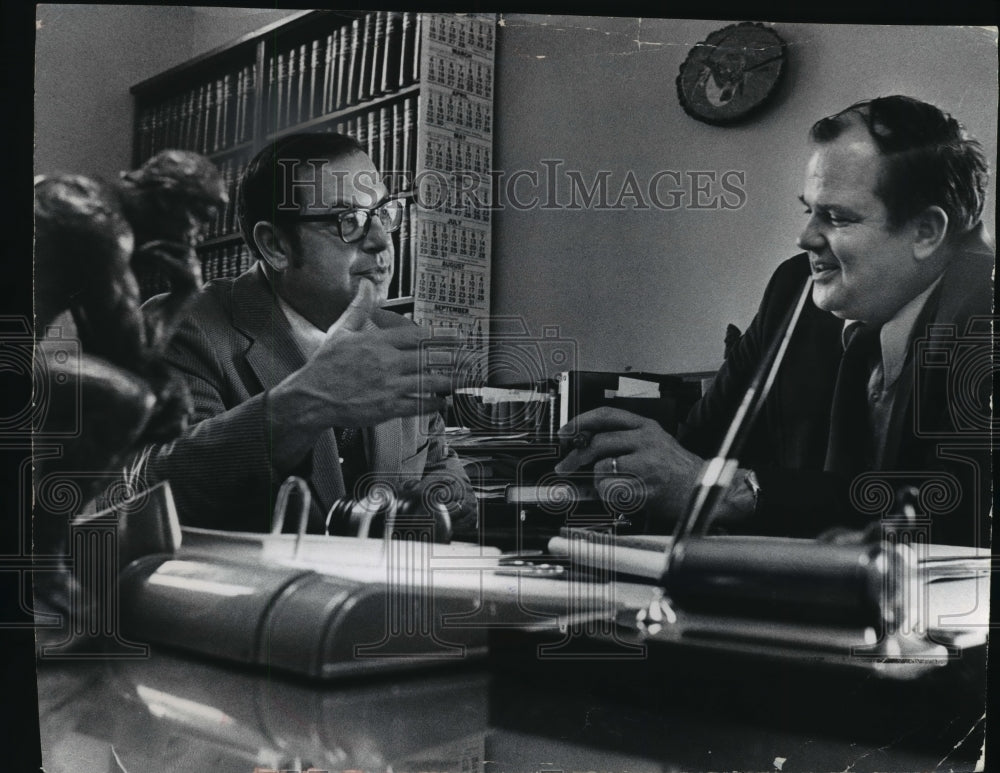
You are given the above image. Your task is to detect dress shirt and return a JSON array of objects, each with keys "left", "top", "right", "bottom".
[
  {"left": 841, "top": 275, "right": 943, "bottom": 468},
  {"left": 277, "top": 296, "right": 328, "bottom": 358},
  {"left": 277, "top": 296, "right": 369, "bottom": 482}
]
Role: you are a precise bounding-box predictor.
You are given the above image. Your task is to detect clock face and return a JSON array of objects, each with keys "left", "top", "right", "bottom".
[{"left": 676, "top": 22, "right": 787, "bottom": 126}]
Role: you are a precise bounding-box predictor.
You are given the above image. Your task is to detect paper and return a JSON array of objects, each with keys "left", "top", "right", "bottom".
[{"left": 604, "top": 376, "right": 661, "bottom": 399}]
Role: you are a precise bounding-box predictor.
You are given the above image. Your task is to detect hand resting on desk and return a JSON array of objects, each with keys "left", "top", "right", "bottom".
[{"left": 555, "top": 407, "right": 754, "bottom": 529}]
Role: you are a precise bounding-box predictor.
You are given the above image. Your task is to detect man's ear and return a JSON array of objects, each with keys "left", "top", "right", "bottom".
[
  {"left": 912, "top": 206, "right": 949, "bottom": 261},
  {"left": 252, "top": 221, "right": 293, "bottom": 272}
]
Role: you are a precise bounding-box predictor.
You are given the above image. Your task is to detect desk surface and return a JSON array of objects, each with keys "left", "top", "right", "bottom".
[{"left": 36, "top": 639, "right": 985, "bottom": 773}]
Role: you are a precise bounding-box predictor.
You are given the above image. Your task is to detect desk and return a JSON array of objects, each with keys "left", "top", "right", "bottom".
[
  {"left": 34, "top": 483, "right": 991, "bottom": 771},
  {"left": 36, "top": 643, "right": 984, "bottom": 772}
]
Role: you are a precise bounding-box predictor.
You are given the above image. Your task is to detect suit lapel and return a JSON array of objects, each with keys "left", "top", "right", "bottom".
[
  {"left": 231, "top": 264, "right": 305, "bottom": 390},
  {"left": 230, "top": 264, "right": 345, "bottom": 517},
  {"left": 879, "top": 244, "right": 994, "bottom": 469}
]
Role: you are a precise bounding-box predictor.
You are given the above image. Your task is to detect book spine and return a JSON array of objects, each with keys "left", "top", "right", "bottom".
[
  {"left": 345, "top": 19, "right": 360, "bottom": 107},
  {"left": 391, "top": 101, "right": 403, "bottom": 190},
  {"left": 233, "top": 71, "right": 244, "bottom": 144},
  {"left": 222, "top": 73, "right": 235, "bottom": 149},
  {"left": 378, "top": 105, "right": 389, "bottom": 173},
  {"left": 137, "top": 107, "right": 152, "bottom": 161},
  {"left": 398, "top": 13, "right": 412, "bottom": 89},
  {"left": 285, "top": 47, "right": 296, "bottom": 129},
  {"left": 411, "top": 13, "right": 422, "bottom": 84},
  {"left": 370, "top": 11, "right": 385, "bottom": 98},
  {"left": 366, "top": 110, "right": 377, "bottom": 160},
  {"left": 321, "top": 32, "right": 334, "bottom": 115},
  {"left": 337, "top": 25, "right": 350, "bottom": 109},
  {"left": 191, "top": 85, "right": 204, "bottom": 154},
  {"left": 355, "top": 113, "right": 366, "bottom": 152},
  {"left": 276, "top": 52, "right": 287, "bottom": 131},
  {"left": 168, "top": 94, "right": 181, "bottom": 149},
  {"left": 358, "top": 13, "right": 373, "bottom": 102},
  {"left": 245, "top": 64, "right": 256, "bottom": 142},
  {"left": 161, "top": 97, "right": 172, "bottom": 150},
  {"left": 381, "top": 11, "right": 399, "bottom": 94},
  {"left": 213, "top": 77, "right": 225, "bottom": 151},
  {"left": 308, "top": 38, "right": 320, "bottom": 120},
  {"left": 296, "top": 42, "right": 308, "bottom": 125},
  {"left": 204, "top": 79, "right": 217, "bottom": 153},
  {"left": 401, "top": 96, "right": 415, "bottom": 191},
  {"left": 177, "top": 92, "right": 191, "bottom": 151}
]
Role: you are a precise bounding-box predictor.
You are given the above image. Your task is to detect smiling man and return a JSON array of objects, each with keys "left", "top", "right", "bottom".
[
  {"left": 558, "top": 96, "right": 993, "bottom": 546},
  {"left": 139, "top": 132, "right": 474, "bottom": 533}
]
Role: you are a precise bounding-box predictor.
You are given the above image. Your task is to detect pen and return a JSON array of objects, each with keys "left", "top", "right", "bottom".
[{"left": 665, "top": 277, "right": 814, "bottom": 577}]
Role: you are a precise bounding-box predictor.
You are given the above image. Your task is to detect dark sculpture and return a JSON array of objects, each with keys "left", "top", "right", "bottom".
[{"left": 33, "top": 150, "right": 227, "bottom": 627}]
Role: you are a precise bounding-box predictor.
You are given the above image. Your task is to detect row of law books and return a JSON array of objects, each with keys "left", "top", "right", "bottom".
[
  {"left": 265, "top": 11, "right": 422, "bottom": 133},
  {"left": 202, "top": 155, "right": 249, "bottom": 242},
  {"left": 324, "top": 96, "right": 417, "bottom": 193},
  {"left": 200, "top": 243, "right": 254, "bottom": 283},
  {"left": 135, "top": 64, "right": 256, "bottom": 161}
]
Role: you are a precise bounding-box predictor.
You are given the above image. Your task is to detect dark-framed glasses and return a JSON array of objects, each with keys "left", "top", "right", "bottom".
[{"left": 293, "top": 197, "right": 405, "bottom": 243}]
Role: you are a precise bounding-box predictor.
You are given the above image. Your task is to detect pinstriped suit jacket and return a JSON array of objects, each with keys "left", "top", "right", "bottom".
[{"left": 143, "top": 263, "right": 474, "bottom": 533}]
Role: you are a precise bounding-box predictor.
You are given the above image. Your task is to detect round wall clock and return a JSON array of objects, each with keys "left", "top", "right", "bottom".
[{"left": 676, "top": 22, "right": 787, "bottom": 126}]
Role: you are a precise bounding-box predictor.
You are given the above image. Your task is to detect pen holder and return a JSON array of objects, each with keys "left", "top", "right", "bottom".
[{"left": 663, "top": 536, "right": 913, "bottom": 629}]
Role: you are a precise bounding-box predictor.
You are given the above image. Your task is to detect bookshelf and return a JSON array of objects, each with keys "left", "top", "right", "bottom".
[{"left": 131, "top": 10, "right": 495, "bottom": 356}]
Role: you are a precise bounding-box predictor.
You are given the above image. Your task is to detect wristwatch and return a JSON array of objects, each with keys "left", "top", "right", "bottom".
[{"left": 744, "top": 469, "right": 762, "bottom": 516}]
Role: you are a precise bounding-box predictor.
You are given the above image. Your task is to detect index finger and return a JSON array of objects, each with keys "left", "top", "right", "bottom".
[{"left": 557, "top": 406, "right": 648, "bottom": 438}]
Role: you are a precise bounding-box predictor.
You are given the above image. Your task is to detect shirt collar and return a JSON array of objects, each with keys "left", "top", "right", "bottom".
[
  {"left": 277, "top": 295, "right": 327, "bottom": 358},
  {"left": 840, "top": 274, "right": 943, "bottom": 389}
]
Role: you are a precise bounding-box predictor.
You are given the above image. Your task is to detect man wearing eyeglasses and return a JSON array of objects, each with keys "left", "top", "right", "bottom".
[{"left": 139, "top": 132, "right": 475, "bottom": 534}]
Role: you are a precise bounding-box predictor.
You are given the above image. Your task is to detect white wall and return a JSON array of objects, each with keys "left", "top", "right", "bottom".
[
  {"left": 34, "top": 5, "right": 296, "bottom": 181},
  {"left": 35, "top": 4, "right": 193, "bottom": 180},
  {"left": 34, "top": 10, "right": 998, "bottom": 377},
  {"left": 491, "top": 17, "right": 998, "bottom": 376}
]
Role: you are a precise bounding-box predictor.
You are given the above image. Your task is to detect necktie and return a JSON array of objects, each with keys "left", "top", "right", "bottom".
[
  {"left": 824, "top": 323, "right": 882, "bottom": 477},
  {"left": 334, "top": 426, "right": 368, "bottom": 500}
]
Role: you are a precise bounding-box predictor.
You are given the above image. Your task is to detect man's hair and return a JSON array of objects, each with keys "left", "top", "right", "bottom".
[
  {"left": 809, "top": 95, "right": 989, "bottom": 236},
  {"left": 237, "top": 132, "right": 366, "bottom": 263}
]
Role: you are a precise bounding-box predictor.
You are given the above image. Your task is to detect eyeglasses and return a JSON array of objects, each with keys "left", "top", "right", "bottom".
[{"left": 292, "top": 197, "right": 405, "bottom": 244}]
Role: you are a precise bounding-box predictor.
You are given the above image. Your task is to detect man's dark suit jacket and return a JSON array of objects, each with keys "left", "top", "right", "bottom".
[
  {"left": 143, "top": 263, "right": 474, "bottom": 533},
  {"left": 678, "top": 237, "right": 994, "bottom": 547}
]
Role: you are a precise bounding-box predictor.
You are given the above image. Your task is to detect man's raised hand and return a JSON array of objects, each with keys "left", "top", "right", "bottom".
[{"left": 266, "top": 279, "right": 456, "bottom": 469}]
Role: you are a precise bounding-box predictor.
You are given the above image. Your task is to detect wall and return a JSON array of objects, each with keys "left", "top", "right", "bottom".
[
  {"left": 34, "top": 4, "right": 296, "bottom": 181},
  {"left": 34, "top": 10, "right": 998, "bottom": 377},
  {"left": 34, "top": 4, "right": 193, "bottom": 180},
  {"left": 491, "top": 16, "right": 998, "bottom": 376}
]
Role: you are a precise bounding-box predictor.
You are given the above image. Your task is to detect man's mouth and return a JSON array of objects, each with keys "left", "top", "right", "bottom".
[
  {"left": 355, "top": 270, "right": 390, "bottom": 284},
  {"left": 810, "top": 259, "right": 840, "bottom": 279}
]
